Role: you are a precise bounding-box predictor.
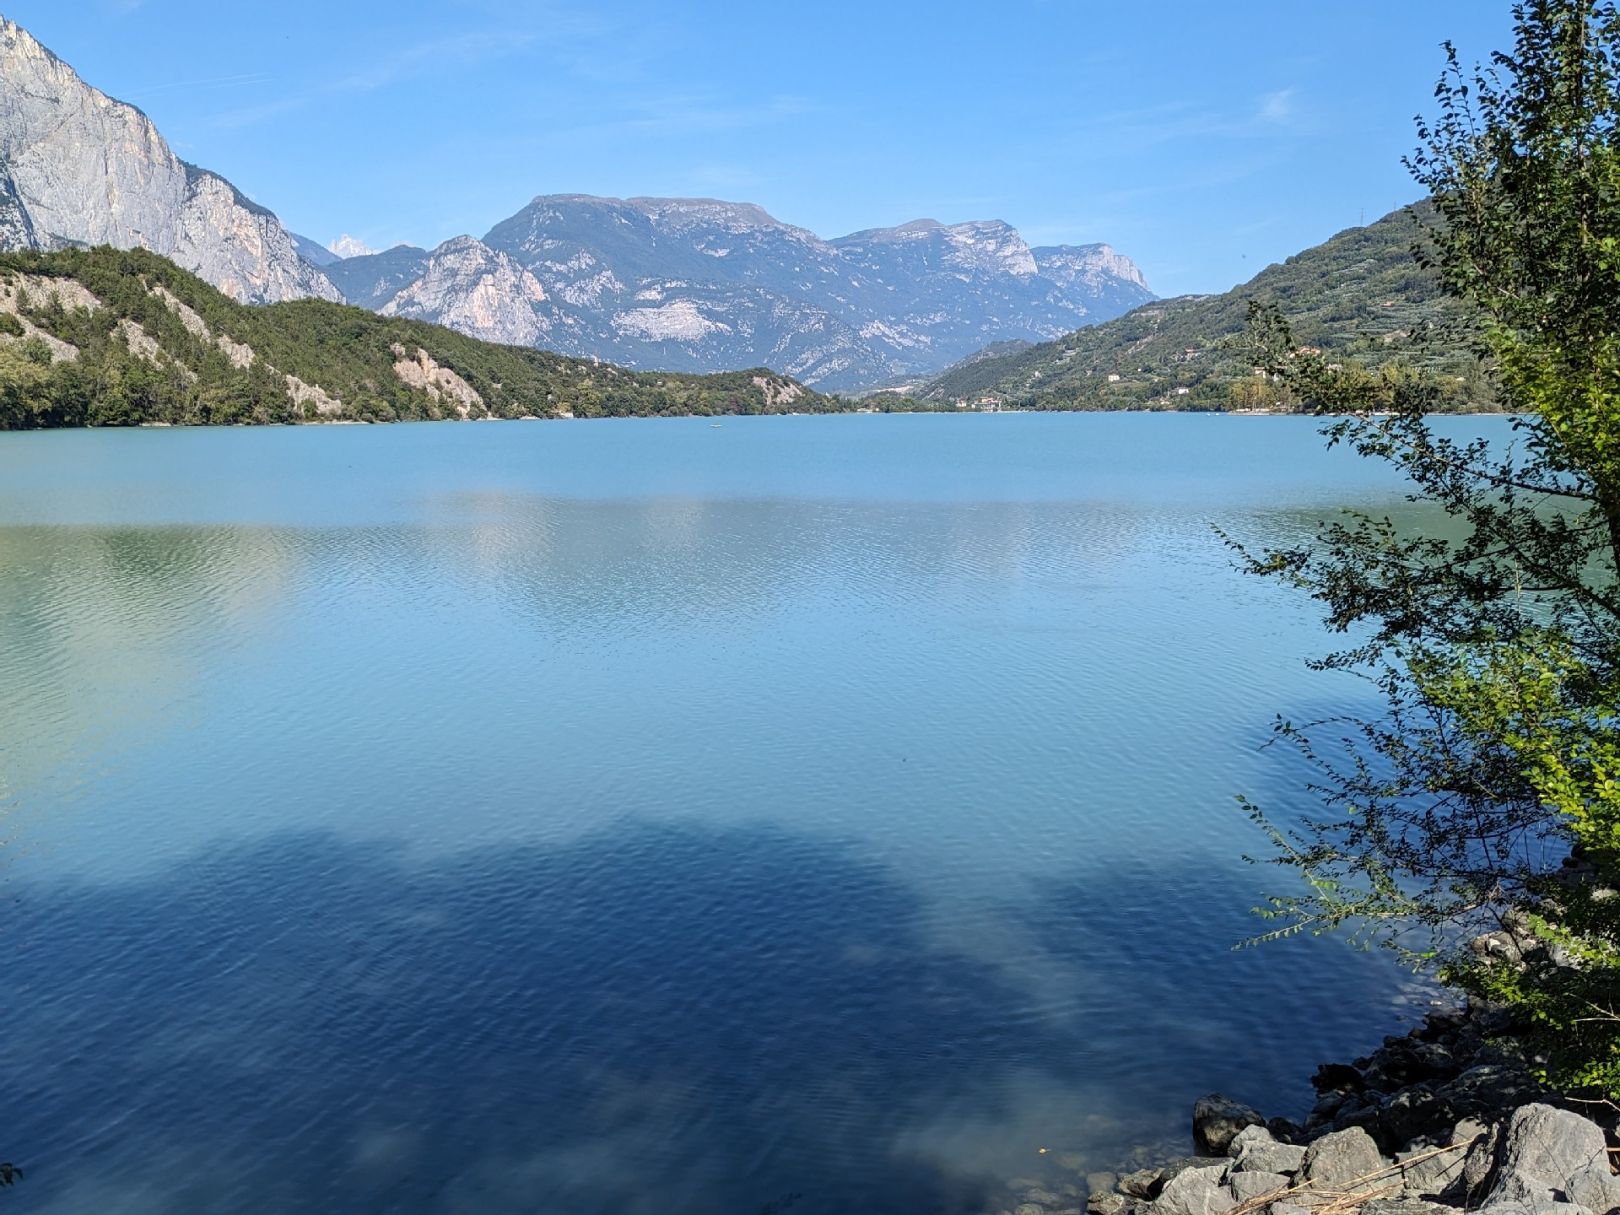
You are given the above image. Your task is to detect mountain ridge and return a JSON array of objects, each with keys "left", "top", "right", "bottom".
[
  {"left": 922, "top": 206, "right": 1491, "bottom": 410},
  {"left": 325, "top": 193, "right": 1154, "bottom": 391}
]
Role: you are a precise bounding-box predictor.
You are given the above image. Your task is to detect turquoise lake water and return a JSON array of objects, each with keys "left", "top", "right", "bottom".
[{"left": 0, "top": 414, "right": 1499, "bottom": 1214}]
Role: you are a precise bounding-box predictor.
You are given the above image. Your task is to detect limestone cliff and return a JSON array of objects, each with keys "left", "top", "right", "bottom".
[
  {"left": 378, "top": 237, "right": 561, "bottom": 347},
  {"left": 0, "top": 17, "right": 340, "bottom": 305}
]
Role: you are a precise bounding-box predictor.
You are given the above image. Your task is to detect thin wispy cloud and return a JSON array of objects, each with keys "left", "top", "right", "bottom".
[
  {"left": 210, "top": 30, "right": 538, "bottom": 130},
  {"left": 1257, "top": 88, "right": 1297, "bottom": 124},
  {"left": 1047, "top": 89, "right": 1305, "bottom": 154},
  {"left": 122, "top": 72, "right": 274, "bottom": 101}
]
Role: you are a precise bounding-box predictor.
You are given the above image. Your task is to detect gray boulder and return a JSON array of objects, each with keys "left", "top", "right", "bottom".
[
  {"left": 1565, "top": 1165, "right": 1620, "bottom": 1215},
  {"left": 1157, "top": 1159, "right": 1229, "bottom": 1188},
  {"left": 1474, "top": 1201, "right": 1595, "bottom": 1215},
  {"left": 1118, "top": 1169, "right": 1161, "bottom": 1199},
  {"left": 1228, "top": 1125, "right": 1275, "bottom": 1157},
  {"left": 1193, "top": 1094, "right": 1265, "bottom": 1157},
  {"left": 1086, "top": 1192, "right": 1129, "bottom": 1215},
  {"left": 1396, "top": 1143, "right": 1468, "bottom": 1200},
  {"left": 1302, "top": 1127, "right": 1386, "bottom": 1190},
  {"left": 1229, "top": 1128, "right": 1306, "bottom": 1177},
  {"left": 1153, "top": 1165, "right": 1235, "bottom": 1215},
  {"left": 1361, "top": 1200, "right": 1456, "bottom": 1215},
  {"left": 1493, "top": 1106, "right": 1612, "bottom": 1196},
  {"left": 1235, "top": 1141, "right": 1307, "bottom": 1176},
  {"left": 1493, "top": 1170, "right": 1562, "bottom": 1208},
  {"left": 1465, "top": 1120, "right": 1506, "bottom": 1199},
  {"left": 1227, "top": 1170, "right": 1290, "bottom": 1203}
]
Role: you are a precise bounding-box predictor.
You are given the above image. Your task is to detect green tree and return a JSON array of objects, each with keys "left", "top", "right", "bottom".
[
  {"left": 0, "top": 342, "right": 54, "bottom": 429},
  {"left": 1240, "top": 0, "right": 1620, "bottom": 1097}
]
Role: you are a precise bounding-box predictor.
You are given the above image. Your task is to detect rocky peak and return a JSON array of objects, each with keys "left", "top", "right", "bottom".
[
  {"left": 0, "top": 16, "right": 339, "bottom": 304},
  {"left": 329, "top": 234, "right": 377, "bottom": 259},
  {"left": 940, "top": 220, "right": 1039, "bottom": 277},
  {"left": 835, "top": 219, "right": 945, "bottom": 242},
  {"left": 833, "top": 216, "right": 1040, "bottom": 279},
  {"left": 626, "top": 197, "right": 797, "bottom": 232},
  {"left": 378, "top": 236, "right": 554, "bottom": 347},
  {"left": 1035, "top": 243, "right": 1151, "bottom": 293},
  {"left": 489, "top": 194, "right": 830, "bottom": 263}
]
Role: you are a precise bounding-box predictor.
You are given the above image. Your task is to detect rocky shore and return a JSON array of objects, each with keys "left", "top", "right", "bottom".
[{"left": 988, "top": 1005, "right": 1620, "bottom": 1215}]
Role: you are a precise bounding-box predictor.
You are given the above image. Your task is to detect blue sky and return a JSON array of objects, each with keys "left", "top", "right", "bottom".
[{"left": 7, "top": 1, "right": 1514, "bottom": 297}]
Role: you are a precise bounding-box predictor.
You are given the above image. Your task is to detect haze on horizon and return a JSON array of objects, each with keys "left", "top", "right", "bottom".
[{"left": 4, "top": 0, "right": 1512, "bottom": 298}]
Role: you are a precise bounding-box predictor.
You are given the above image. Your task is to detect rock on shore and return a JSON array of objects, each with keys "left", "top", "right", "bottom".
[{"left": 989, "top": 1007, "right": 1619, "bottom": 1215}]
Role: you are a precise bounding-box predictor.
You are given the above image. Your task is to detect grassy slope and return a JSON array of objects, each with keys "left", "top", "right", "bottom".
[
  {"left": 0, "top": 246, "right": 837, "bottom": 428},
  {"left": 922, "top": 206, "right": 1493, "bottom": 411}
]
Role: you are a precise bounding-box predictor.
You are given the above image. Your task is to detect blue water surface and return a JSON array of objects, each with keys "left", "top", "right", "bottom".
[{"left": 0, "top": 414, "right": 1504, "bottom": 1215}]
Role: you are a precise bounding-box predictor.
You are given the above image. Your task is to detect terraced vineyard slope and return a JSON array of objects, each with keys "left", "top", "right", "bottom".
[{"left": 923, "top": 207, "right": 1493, "bottom": 411}]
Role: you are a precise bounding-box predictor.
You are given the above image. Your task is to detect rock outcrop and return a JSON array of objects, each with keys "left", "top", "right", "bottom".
[
  {"left": 377, "top": 238, "right": 557, "bottom": 348},
  {"left": 0, "top": 17, "right": 340, "bottom": 305}
]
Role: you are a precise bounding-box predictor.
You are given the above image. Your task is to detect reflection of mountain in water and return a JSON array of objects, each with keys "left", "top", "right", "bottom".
[
  {"left": 0, "top": 497, "right": 1161, "bottom": 814},
  {"left": 0, "top": 527, "right": 298, "bottom": 811}
]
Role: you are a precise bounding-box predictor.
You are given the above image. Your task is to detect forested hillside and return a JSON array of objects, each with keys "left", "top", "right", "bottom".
[
  {"left": 923, "top": 206, "right": 1494, "bottom": 411},
  {"left": 0, "top": 247, "right": 832, "bottom": 428}
]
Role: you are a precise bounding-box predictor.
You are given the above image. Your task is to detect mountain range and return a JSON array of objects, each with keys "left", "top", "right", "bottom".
[
  {"left": 0, "top": 16, "right": 1153, "bottom": 393},
  {"left": 319, "top": 197, "right": 1153, "bottom": 391}
]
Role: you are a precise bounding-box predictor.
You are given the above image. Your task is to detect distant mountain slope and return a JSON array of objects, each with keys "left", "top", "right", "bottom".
[
  {"left": 923, "top": 206, "right": 1491, "bottom": 410},
  {"left": 325, "top": 195, "right": 1155, "bottom": 391},
  {"left": 289, "top": 233, "right": 340, "bottom": 268},
  {"left": 0, "top": 246, "right": 829, "bottom": 428},
  {"left": 0, "top": 17, "right": 339, "bottom": 305},
  {"left": 323, "top": 245, "right": 431, "bottom": 309}
]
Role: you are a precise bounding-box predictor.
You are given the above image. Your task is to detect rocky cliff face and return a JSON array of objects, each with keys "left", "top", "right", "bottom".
[
  {"left": 1033, "top": 244, "right": 1153, "bottom": 304},
  {"left": 332, "top": 195, "right": 1154, "bottom": 391},
  {"left": 0, "top": 17, "right": 339, "bottom": 305},
  {"left": 377, "top": 237, "right": 561, "bottom": 348}
]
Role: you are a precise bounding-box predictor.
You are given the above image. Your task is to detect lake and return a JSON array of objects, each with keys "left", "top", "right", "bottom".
[{"left": 0, "top": 414, "right": 1490, "bottom": 1215}]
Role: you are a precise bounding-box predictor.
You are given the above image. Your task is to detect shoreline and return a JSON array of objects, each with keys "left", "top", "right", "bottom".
[
  {"left": 983, "top": 1002, "right": 1619, "bottom": 1215},
  {"left": 9, "top": 408, "right": 1515, "bottom": 435}
]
